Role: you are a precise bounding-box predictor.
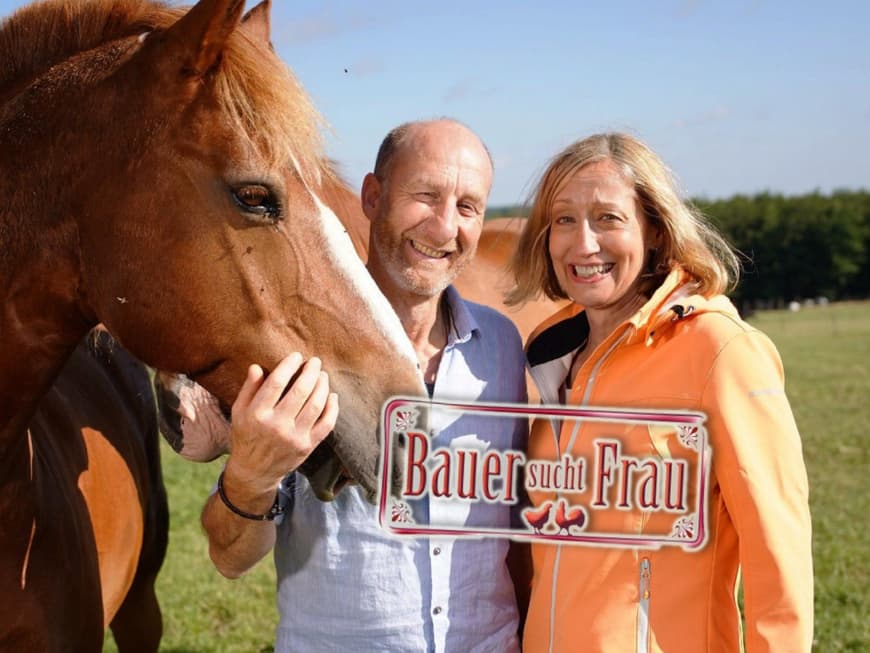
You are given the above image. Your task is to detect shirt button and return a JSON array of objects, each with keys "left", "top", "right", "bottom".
[
  {"left": 433, "top": 606, "right": 442, "bottom": 615},
  {"left": 433, "top": 547, "right": 441, "bottom": 555}
]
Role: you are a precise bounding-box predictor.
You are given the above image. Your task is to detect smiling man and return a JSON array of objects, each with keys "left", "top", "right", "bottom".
[
  {"left": 363, "top": 120, "right": 494, "bottom": 388},
  {"left": 193, "top": 119, "right": 530, "bottom": 652}
]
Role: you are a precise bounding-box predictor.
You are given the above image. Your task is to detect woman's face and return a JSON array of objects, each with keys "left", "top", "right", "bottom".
[{"left": 547, "top": 159, "right": 654, "bottom": 317}]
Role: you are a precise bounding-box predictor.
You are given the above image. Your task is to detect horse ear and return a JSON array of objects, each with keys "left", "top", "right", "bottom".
[
  {"left": 161, "top": 0, "right": 246, "bottom": 77},
  {"left": 240, "top": 0, "right": 272, "bottom": 46}
]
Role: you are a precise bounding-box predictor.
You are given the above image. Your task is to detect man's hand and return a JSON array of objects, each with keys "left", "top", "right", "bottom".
[
  {"left": 224, "top": 353, "right": 338, "bottom": 498},
  {"left": 202, "top": 353, "right": 338, "bottom": 578}
]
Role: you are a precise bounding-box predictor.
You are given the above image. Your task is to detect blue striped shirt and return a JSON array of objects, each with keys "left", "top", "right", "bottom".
[{"left": 274, "top": 286, "right": 527, "bottom": 652}]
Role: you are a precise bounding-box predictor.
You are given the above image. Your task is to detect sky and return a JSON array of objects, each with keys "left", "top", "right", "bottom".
[{"left": 2, "top": 0, "right": 868, "bottom": 207}]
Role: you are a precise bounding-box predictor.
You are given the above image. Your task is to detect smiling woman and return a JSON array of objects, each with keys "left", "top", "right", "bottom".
[
  {"left": 546, "top": 159, "right": 654, "bottom": 361},
  {"left": 507, "top": 132, "right": 813, "bottom": 653}
]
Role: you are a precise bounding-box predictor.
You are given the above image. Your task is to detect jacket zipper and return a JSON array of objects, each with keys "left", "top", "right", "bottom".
[
  {"left": 637, "top": 557, "right": 651, "bottom": 653},
  {"left": 566, "top": 328, "right": 630, "bottom": 452},
  {"left": 546, "top": 328, "right": 631, "bottom": 653}
]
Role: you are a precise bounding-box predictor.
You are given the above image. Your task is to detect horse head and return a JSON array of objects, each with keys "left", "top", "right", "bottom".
[{"left": 0, "top": 0, "right": 424, "bottom": 498}]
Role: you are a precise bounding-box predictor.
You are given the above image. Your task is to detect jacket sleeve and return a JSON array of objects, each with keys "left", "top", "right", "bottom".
[{"left": 700, "top": 329, "right": 813, "bottom": 652}]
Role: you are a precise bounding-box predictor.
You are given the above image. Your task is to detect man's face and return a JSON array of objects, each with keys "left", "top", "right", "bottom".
[{"left": 365, "top": 124, "right": 493, "bottom": 298}]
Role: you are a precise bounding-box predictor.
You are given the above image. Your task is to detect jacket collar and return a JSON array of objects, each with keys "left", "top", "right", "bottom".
[{"left": 525, "top": 267, "right": 734, "bottom": 403}]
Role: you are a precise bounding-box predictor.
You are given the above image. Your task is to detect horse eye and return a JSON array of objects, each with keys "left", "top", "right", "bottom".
[{"left": 232, "top": 184, "right": 281, "bottom": 220}]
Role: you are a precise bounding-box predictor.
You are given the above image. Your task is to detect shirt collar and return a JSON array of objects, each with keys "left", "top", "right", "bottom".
[{"left": 444, "top": 285, "right": 479, "bottom": 345}]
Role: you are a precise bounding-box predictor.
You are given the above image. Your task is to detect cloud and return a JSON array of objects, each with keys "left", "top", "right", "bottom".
[
  {"left": 273, "top": 10, "right": 373, "bottom": 47},
  {"left": 674, "top": 0, "right": 763, "bottom": 20},
  {"left": 442, "top": 78, "right": 500, "bottom": 103},
  {"left": 344, "top": 57, "right": 382, "bottom": 78},
  {"left": 674, "top": 0, "right": 701, "bottom": 18},
  {"left": 744, "top": 0, "right": 764, "bottom": 16},
  {"left": 673, "top": 106, "right": 731, "bottom": 128}
]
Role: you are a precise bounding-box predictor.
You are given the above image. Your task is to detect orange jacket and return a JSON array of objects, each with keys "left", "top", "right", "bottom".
[{"left": 523, "top": 269, "right": 813, "bottom": 653}]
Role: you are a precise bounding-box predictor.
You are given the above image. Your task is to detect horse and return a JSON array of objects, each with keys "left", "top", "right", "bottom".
[
  {"left": 158, "top": 199, "right": 567, "bottom": 464},
  {"left": 20, "top": 329, "right": 168, "bottom": 653},
  {"left": 154, "top": 100, "right": 567, "bottom": 465},
  {"left": 458, "top": 217, "right": 568, "bottom": 342},
  {"left": 0, "top": 0, "right": 424, "bottom": 650}
]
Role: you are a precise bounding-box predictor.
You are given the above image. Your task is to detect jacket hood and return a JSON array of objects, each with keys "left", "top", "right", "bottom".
[{"left": 624, "top": 268, "right": 738, "bottom": 346}]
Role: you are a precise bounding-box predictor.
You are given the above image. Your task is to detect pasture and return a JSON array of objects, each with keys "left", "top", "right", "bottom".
[{"left": 105, "top": 301, "right": 870, "bottom": 652}]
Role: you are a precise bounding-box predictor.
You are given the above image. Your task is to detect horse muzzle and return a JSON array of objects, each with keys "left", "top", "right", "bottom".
[
  {"left": 153, "top": 372, "right": 384, "bottom": 502},
  {"left": 154, "top": 372, "right": 231, "bottom": 463}
]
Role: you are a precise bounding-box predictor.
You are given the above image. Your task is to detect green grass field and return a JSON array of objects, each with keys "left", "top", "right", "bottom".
[
  {"left": 106, "top": 453, "right": 280, "bottom": 653},
  {"left": 749, "top": 302, "right": 870, "bottom": 651},
  {"left": 105, "top": 301, "right": 870, "bottom": 652}
]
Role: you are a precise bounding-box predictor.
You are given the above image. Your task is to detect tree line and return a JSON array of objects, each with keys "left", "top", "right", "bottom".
[{"left": 486, "top": 190, "right": 870, "bottom": 311}]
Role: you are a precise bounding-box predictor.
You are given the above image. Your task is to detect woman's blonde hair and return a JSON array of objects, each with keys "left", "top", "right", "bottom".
[{"left": 506, "top": 133, "right": 739, "bottom": 305}]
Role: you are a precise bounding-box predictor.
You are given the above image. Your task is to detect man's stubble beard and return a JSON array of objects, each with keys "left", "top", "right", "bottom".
[{"left": 372, "top": 223, "right": 478, "bottom": 299}]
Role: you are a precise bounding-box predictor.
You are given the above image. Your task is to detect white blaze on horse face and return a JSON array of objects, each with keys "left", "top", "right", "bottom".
[{"left": 309, "top": 192, "right": 420, "bottom": 373}]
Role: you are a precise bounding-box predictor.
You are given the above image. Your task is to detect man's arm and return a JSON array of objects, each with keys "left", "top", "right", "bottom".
[
  {"left": 201, "top": 475, "right": 278, "bottom": 579},
  {"left": 201, "top": 353, "right": 337, "bottom": 578}
]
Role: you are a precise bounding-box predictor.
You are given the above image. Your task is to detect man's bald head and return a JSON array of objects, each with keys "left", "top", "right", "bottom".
[
  {"left": 373, "top": 119, "right": 493, "bottom": 182},
  {"left": 362, "top": 118, "right": 493, "bottom": 299}
]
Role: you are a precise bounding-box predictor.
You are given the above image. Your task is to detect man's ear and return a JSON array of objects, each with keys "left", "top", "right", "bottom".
[{"left": 360, "top": 173, "right": 381, "bottom": 221}]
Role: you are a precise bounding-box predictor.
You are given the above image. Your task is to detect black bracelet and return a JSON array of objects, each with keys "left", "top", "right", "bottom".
[{"left": 217, "top": 471, "right": 285, "bottom": 522}]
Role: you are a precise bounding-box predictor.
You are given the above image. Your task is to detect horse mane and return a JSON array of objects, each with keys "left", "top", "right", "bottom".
[
  {"left": 0, "top": 0, "right": 329, "bottom": 179},
  {"left": 0, "top": 0, "right": 177, "bottom": 98}
]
